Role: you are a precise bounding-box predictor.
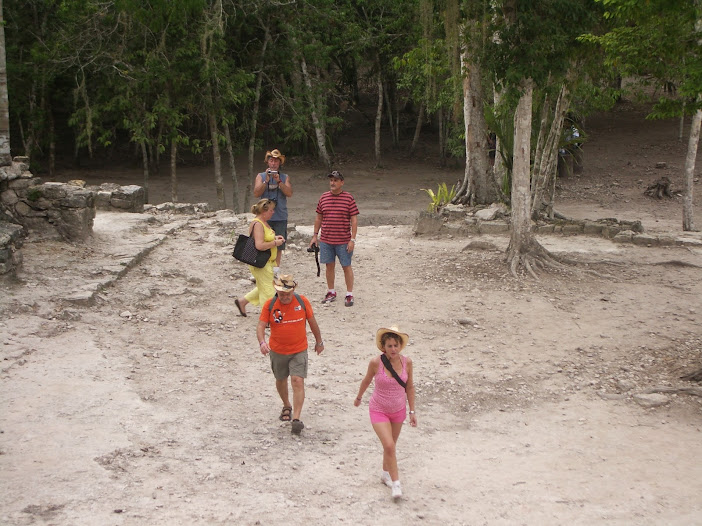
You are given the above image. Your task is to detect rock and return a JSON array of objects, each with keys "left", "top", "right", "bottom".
[
  {"left": 475, "top": 207, "right": 499, "bottom": 221},
  {"left": 633, "top": 393, "right": 670, "bottom": 408}
]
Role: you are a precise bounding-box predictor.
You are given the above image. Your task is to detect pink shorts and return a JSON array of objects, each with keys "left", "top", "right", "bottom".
[{"left": 369, "top": 407, "right": 406, "bottom": 424}]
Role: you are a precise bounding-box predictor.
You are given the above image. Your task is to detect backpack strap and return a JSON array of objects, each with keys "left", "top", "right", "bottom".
[
  {"left": 380, "top": 354, "right": 407, "bottom": 390},
  {"left": 268, "top": 293, "right": 306, "bottom": 313}
]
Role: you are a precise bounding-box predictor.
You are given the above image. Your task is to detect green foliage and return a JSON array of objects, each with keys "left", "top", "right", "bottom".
[
  {"left": 26, "top": 187, "right": 43, "bottom": 202},
  {"left": 585, "top": 0, "right": 701, "bottom": 119},
  {"left": 485, "top": 0, "right": 603, "bottom": 93},
  {"left": 422, "top": 183, "right": 456, "bottom": 212}
]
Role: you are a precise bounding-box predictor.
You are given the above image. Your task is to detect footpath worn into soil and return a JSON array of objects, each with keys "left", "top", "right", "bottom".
[{"left": 2, "top": 204, "right": 701, "bottom": 525}]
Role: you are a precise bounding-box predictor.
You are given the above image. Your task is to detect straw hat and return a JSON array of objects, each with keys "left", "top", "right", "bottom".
[
  {"left": 264, "top": 149, "right": 286, "bottom": 165},
  {"left": 376, "top": 326, "right": 409, "bottom": 352},
  {"left": 273, "top": 274, "right": 297, "bottom": 292}
]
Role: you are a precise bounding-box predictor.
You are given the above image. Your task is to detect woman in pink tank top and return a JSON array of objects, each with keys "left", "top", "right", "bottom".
[{"left": 354, "top": 326, "right": 417, "bottom": 499}]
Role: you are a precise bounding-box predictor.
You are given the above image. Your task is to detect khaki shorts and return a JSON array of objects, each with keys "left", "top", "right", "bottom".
[{"left": 269, "top": 349, "right": 308, "bottom": 380}]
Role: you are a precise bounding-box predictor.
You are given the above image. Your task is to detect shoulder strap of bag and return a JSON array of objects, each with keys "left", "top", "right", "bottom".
[
  {"left": 268, "top": 293, "right": 306, "bottom": 314},
  {"left": 380, "top": 354, "right": 406, "bottom": 390},
  {"left": 249, "top": 218, "right": 262, "bottom": 236}
]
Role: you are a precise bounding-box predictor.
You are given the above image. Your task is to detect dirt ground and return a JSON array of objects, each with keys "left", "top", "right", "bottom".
[{"left": 2, "top": 101, "right": 702, "bottom": 526}]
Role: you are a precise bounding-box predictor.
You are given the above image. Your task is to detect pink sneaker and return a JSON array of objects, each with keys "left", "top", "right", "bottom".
[{"left": 344, "top": 295, "right": 354, "bottom": 307}]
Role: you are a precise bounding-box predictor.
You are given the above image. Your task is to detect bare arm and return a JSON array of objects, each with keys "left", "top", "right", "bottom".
[
  {"left": 253, "top": 173, "right": 266, "bottom": 198},
  {"left": 278, "top": 174, "right": 293, "bottom": 197},
  {"left": 251, "top": 221, "right": 279, "bottom": 251},
  {"left": 257, "top": 319, "right": 269, "bottom": 355},
  {"left": 306, "top": 314, "right": 324, "bottom": 355},
  {"left": 405, "top": 357, "right": 417, "bottom": 427},
  {"left": 347, "top": 214, "right": 358, "bottom": 251},
  {"left": 354, "top": 357, "right": 379, "bottom": 406},
  {"left": 309, "top": 212, "right": 323, "bottom": 248}
]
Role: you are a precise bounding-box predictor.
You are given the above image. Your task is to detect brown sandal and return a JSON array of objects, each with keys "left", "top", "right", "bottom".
[{"left": 279, "top": 406, "right": 292, "bottom": 422}]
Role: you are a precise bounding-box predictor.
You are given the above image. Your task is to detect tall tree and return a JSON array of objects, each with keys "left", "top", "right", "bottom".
[
  {"left": 488, "top": 0, "right": 601, "bottom": 276},
  {"left": 454, "top": 0, "right": 497, "bottom": 205},
  {"left": 0, "top": 0, "right": 11, "bottom": 166}
]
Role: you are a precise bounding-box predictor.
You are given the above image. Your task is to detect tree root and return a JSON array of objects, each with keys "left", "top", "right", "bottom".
[
  {"left": 680, "top": 367, "right": 702, "bottom": 382},
  {"left": 640, "top": 386, "right": 702, "bottom": 398},
  {"left": 508, "top": 240, "right": 568, "bottom": 279},
  {"left": 507, "top": 240, "right": 619, "bottom": 280}
]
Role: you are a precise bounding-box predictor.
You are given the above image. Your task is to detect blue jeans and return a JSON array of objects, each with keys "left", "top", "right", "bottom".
[{"left": 319, "top": 241, "right": 353, "bottom": 267}]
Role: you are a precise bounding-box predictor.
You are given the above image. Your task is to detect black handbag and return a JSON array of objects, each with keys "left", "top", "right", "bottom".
[{"left": 232, "top": 234, "right": 271, "bottom": 268}]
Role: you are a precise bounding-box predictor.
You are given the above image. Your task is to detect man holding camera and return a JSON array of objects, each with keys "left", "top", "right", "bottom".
[
  {"left": 254, "top": 149, "right": 292, "bottom": 275},
  {"left": 309, "top": 170, "right": 359, "bottom": 307}
]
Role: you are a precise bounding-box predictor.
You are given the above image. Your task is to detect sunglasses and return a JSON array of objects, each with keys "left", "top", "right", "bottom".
[{"left": 277, "top": 279, "right": 296, "bottom": 291}]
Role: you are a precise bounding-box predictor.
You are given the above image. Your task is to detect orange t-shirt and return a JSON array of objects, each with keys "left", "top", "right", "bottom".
[{"left": 259, "top": 294, "right": 313, "bottom": 355}]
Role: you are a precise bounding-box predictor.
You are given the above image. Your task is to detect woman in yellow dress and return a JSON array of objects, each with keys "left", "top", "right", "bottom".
[{"left": 235, "top": 199, "right": 285, "bottom": 316}]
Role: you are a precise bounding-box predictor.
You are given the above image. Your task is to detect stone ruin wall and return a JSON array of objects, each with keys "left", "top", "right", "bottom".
[{"left": 1, "top": 156, "right": 145, "bottom": 276}]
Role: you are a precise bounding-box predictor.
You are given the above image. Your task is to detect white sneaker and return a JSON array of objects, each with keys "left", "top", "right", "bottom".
[
  {"left": 391, "top": 480, "right": 402, "bottom": 499},
  {"left": 381, "top": 471, "right": 392, "bottom": 488}
]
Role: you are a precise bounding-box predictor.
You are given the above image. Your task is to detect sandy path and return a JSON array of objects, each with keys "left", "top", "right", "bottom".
[{"left": 2, "top": 208, "right": 701, "bottom": 525}]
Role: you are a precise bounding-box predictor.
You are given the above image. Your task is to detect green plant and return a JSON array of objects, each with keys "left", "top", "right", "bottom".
[
  {"left": 26, "top": 187, "right": 42, "bottom": 202},
  {"left": 422, "top": 183, "right": 456, "bottom": 212}
]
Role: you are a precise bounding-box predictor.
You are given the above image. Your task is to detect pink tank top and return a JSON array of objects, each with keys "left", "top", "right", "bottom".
[{"left": 369, "top": 355, "right": 408, "bottom": 414}]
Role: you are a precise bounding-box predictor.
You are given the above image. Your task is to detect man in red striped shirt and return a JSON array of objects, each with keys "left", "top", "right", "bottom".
[{"left": 309, "top": 171, "right": 359, "bottom": 307}]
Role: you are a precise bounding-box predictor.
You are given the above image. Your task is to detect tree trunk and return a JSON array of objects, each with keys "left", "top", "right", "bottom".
[
  {"left": 456, "top": 53, "right": 473, "bottom": 205},
  {"left": 374, "top": 71, "right": 383, "bottom": 168},
  {"left": 509, "top": 80, "right": 533, "bottom": 249},
  {"left": 0, "top": 0, "right": 8, "bottom": 166},
  {"left": 246, "top": 24, "right": 270, "bottom": 212},
  {"left": 455, "top": 48, "right": 496, "bottom": 205},
  {"left": 208, "top": 111, "right": 226, "bottom": 210},
  {"left": 224, "top": 124, "right": 240, "bottom": 213},
  {"left": 438, "top": 108, "right": 445, "bottom": 166},
  {"left": 383, "top": 80, "right": 399, "bottom": 147},
  {"left": 531, "top": 83, "right": 570, "bottom": 218},
  {"left": 493, "top": 86, "right": 508, "bottom": 196},
  {"left": 170, "top": 139, "right": 178, "bottom": 203},
  {"left": 382, "top": 80, "right": 394, "bottom": 148},
  {"left": 48, "top": 110, "right": 55, "bottom": 176},
  {"left": 506, "top": 79, "right": 557, "bottom": 278},
  {"left": 682, "top": 106, "right": 700, "bottom": 231},
  {"left": 300, "top": 55, "right": 331, "bottom": 169},
  {"left": 140, "top": 139, "right": 150, "bottom": 204},
  {"left": 409, "top": 101, "right": 425, "bottom": 156}
]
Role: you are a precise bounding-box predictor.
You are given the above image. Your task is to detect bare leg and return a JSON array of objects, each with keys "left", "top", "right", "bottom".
[
  {"left": 342, "top": 264, "right": 354, "bottom": 294},
  {"left": 275, "top": 378, "right": 291, "bottom": 409},
  {"left": 290, "top": 376, "right": 305, "bottom": 420},
  {"left": 325, "top": 262, "right": 336, "bottom": 290},
  {"left": 372, "top": 421, "right": 404, "bottom": 481}
]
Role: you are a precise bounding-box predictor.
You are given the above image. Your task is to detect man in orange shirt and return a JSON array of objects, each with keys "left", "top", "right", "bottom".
[{"left": 258, "top": 274, "right": 324, "bottom": 435}]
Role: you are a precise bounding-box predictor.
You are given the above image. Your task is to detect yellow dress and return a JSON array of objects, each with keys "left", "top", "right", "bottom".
[{"left": 244, "top": 218, "right": 277, "bottom": 306}]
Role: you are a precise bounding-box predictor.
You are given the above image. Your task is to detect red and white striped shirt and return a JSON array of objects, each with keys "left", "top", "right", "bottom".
[{"left": 315, "top": 191, "right": 359, "bottom": 245}]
